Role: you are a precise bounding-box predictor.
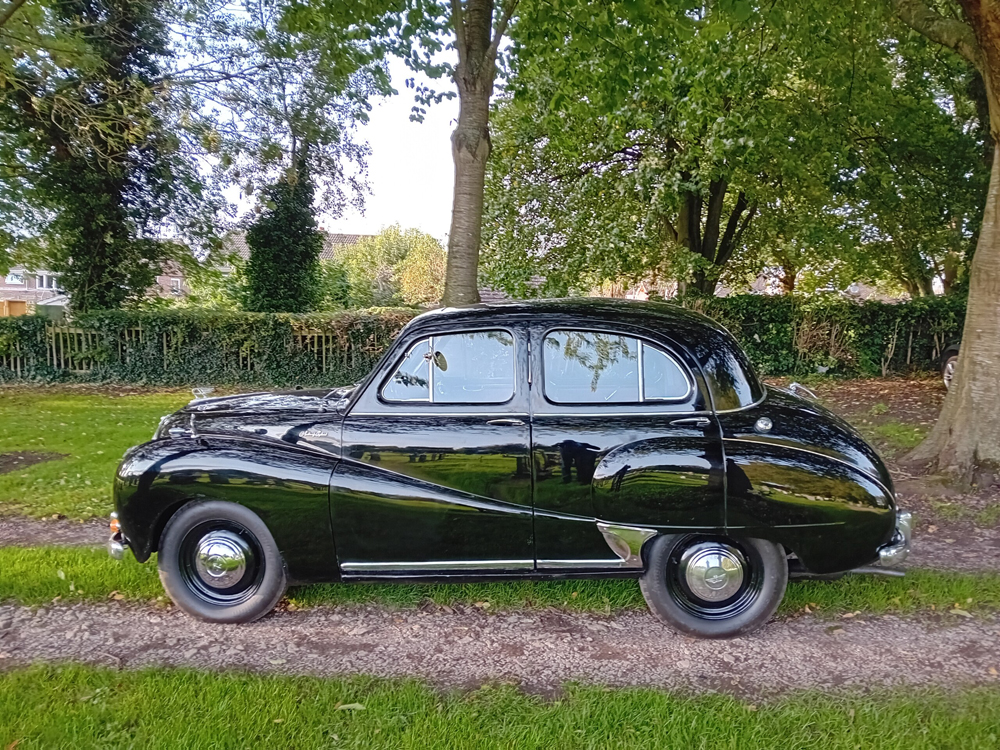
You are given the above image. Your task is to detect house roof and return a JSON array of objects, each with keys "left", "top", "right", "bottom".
[{"left": 222, "top": 231, "right": 373, "bottom": 262}]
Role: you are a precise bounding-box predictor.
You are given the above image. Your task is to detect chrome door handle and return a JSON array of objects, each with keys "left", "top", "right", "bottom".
[
  {"left": 669, "top": 417, "right": 711, "bottom": 427},
  {"left": 487, "top": 418, "right": 525, "bottom": 426}
]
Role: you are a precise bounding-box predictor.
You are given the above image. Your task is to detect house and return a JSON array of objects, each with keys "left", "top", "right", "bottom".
[
  {"left": 0, "top": 233, "right": 372, "bottom": 313},
  {"left": 220, "top": 231, "right": 373, "bottom": 268},
  {"left": 1, "top": 262, "right": 193, "bottom": 313}
]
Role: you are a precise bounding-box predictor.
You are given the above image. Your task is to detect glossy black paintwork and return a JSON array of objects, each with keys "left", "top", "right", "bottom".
[
  {"left": 114, "top": 298, "right": 901, "bottom": 582},
  {"left": 114, "top": 437, "right": 337, "bottom": 581}
]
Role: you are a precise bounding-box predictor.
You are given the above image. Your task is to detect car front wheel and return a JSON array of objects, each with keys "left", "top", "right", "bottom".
[
  {"left": 158, "top": 500, "right": 287, "bottom": 624},
  {"left": 942, "top": 353, "right": 958, "bottom": 390},
  {"left": 639, "top": 534, "right": 787, "bottom": 639}
]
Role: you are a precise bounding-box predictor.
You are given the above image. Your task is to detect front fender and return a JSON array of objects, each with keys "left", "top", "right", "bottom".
[
  {"left": 723, "top": 438, "right": 896, "bottom": 574},
  {"left": 113, "top": 437, "right": 339, "bottom": 582}
]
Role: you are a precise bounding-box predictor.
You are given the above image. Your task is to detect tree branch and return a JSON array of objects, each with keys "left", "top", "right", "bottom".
[
  {"left": 0, "top": 0, "right": 27, "bottom": 29},
  {"left": 892, "top": 0, "right": 982, "bottom": 69},
  {"left": 451, "top": 0, "right": 468, "bottom": 66},
  {"left": 485, "top": 0, "right": 519, "bottom": 65}
]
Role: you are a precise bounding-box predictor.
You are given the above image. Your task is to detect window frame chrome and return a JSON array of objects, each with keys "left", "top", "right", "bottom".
[
  {"left": 377, "top": 326, "right": 520, "bottom": 408},
  {"left": 539, "top": 326, "right": 695, "bottom": 408}
]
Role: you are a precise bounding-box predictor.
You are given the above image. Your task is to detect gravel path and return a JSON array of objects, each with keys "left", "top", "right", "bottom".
[
  {"left": 0, "top": 516, "right": 105, "bottom": 547},
  {"left": 912, "top": 526, "right": 1000, "bottom": 572},
  {"left": 1, "top": 602, "right": 998, "bottom": 696}
]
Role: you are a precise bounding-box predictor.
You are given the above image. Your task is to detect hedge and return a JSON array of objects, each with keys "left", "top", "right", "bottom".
[{"left": 0, "top": 295, "right": 966, "bottom": 386}]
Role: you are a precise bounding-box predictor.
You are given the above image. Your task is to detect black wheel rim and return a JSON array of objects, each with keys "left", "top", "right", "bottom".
[
  {"left": 178, "top": 520, "right": 265, "bottom": 606},
  {"left": 664, "top": 535, "right": 764, "bottom": 620}
]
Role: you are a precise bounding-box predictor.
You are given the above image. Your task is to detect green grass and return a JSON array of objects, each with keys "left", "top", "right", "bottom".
[
  {"left": 1, "top": 665, "right": 999, "bottom": 749},
  {"left": 3, "top": 546, "right": 999, "bottom": 619},
  {"left": 871, "top": 420, "right": 928, "bottom": 451},
  {"left": 0, "top": 391, "right": 189, "bottom": 519}
]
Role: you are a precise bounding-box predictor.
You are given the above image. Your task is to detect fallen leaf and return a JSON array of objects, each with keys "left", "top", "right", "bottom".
[
  {"left": 7, "top": 739, "right": 22, "bottom": 750},
  {"left": 273, "top": 719, "right": 283, "bottom": 723},
  {"left": 951, "top": 609, "right": 973, "bottom": 618},
  {"left": 927, "top": 525, "right": 938, "bottom": 533},
  {"left": 56, "top": 569, "right": 65, "bottom": 580},
  {"left": 989, "top": 668, "right": 998, "bottom": 676},
  {"left": 336, "top": 703, "right": 365, "bottom": 711},
  {"left": 267, "top": 658, "right": 286, "bottom": 665}
]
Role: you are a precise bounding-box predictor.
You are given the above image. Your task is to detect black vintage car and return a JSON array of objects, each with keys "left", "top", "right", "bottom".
[{"left": 110, "top": 299, "right": 911, "bottom": 639}]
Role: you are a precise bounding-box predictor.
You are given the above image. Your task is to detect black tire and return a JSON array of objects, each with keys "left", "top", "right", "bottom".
[
  {"left": 941, "top": 352, "right": 958, "bottom": 390},
  {"left": 639, "top": 534, "right": 787, "bottom": 639},
  {"left": 158, "top": 500, "right": 287, "bottom": 624}
]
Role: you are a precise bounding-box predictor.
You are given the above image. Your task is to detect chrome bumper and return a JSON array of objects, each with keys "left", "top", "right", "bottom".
[
  {"left": 877, "top": 510, "right": 912, "bottom": 567},
  {"left": 107, "top": 511, "right": 127, "bottom": 560}
]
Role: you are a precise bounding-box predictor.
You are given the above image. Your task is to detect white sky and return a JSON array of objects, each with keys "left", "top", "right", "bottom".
[{"left": 322, "top": 59, "right": 459, "bottom": 244}]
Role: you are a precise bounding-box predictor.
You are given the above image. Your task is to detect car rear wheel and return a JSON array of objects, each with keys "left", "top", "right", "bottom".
[
  {"left": 941, "top": 353, "right": 958, "bottom": 390},
  {"left": 158, "top": 500, "right": 287, "bottom": 624},
  {"left": 639, "top": 534, "right": 787, "bottom": 639}
]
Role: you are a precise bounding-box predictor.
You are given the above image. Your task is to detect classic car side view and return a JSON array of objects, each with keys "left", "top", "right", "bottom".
[{"left": 110, "top": 299, "right": 912, "bottom": 639}]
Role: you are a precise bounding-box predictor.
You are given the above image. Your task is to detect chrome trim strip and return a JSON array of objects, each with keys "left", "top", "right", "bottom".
[
  {"left": 350, "top": 412, "right": 530, "bottom": 418},
  {"left": 341, "top": 559, "right": 534, "bottom": 572},
  {"left": 533, "top": 410, "right": 712, "bottom": 418},
  {"left": 537, "top": 558, "right": 630, "bottom": 569},
  {"left": 725, "top": 436, "right": 894, "bottom": 498},
  {"left": 597, "top": 522, "right": 658, "bottom": 568}
]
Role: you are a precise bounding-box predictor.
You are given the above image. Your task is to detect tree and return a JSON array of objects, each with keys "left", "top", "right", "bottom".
[
  {"left": 338, "top": 225, "right": 446, "bottom": 307},
  {"left": 892, "top": 0, "right": 1000, "bottom": 480},
  {"left": 243, "top": 152, "right": 323, "bottom": 312},
  {"left": 291, "top": 0, "right": 520, "bottom": 305},
  {"left": 0, "top": 0, "right": 215, "bottom": 312},
  {"left": 482, "top": 1, "right": 985, "bottom": 301},
  {"left": 176, "top": 0, "right": 383, "bottom": 215}
]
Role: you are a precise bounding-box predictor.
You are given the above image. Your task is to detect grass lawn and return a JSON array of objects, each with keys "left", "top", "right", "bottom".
[
  {"left": 1, "top": 664, "right": 999, "bottom": 749},
  {"left": 2, "top": 546, "right": 998, "bottom": 619},
  {"left": 0, "top": 391, "right": 189, "bottom": 519}
]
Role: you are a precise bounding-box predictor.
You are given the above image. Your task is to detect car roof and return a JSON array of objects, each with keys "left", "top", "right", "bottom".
[
  {"left": 407, "top": 297, "right": 719, "bottom": 331},
  {"left": 403, "top": 298, "right": 765, "bottom": 411}
]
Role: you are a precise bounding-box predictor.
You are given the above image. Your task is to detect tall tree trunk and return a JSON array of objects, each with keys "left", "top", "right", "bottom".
[
  {"left": 440, "top": 0, "right": 516, "bottom": 306},
  {"left": 908, "top": 143, "right": 1000, "bottom": 479},
  {"left": 443, "top": 82, "right": 491, "bottom": 305},
  {"left": 894, "top": 0, "right": 1000, "bottom": 479}
]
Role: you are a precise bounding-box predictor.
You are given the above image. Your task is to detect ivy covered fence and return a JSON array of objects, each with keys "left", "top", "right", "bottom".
[{"left": 0, "top": 295, "right": 965, "bottom": 386}]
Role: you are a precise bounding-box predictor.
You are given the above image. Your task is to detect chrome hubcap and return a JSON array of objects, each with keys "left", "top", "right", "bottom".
[
  {"left": 943, "top": 359, "right": 956, "bottom": 389},
  {"left": 679, "top": 542, "right": 746, "bottom": 602},
  {"left": 193, "top": 530, "right": 250, "bottom": 589}
]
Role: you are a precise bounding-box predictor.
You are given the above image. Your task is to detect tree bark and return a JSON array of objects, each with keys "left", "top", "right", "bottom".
[
  {"left": 895, "top": 0, "right": 1000, "bottom": 479},
  {"left": 441, "top": 0, "right": 516, "bottom": 306},
  {"left": 908, "top": 143, "right": 1000, "bottom": 479},
  {"left": 443, "top": 82, "right": 491, "bottom": 305}
]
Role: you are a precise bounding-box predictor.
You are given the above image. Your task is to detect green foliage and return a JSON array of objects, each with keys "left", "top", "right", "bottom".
[
  {"left": 316, "top": 259, "right": 353, "bottom": 311},
  {"left": 0, "top": 293, "right": 965, "bottom": 389},
  {"left": 244, "top": 155, "right": 323, "bottom": 313},
  {"left": 0, "top": 0, "right": 218, "bottom": 313},
  {"left": 340, "top": 225, "right": 446, "bottom": 307},
  {"left": 685, "top": 293, "right": 966, "bottom": 376},
  {"left": 485, "top": 0, "right": 987, "bottom": 297}
]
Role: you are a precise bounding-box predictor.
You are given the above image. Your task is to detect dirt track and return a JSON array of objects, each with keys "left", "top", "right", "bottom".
[{"left": 1, "top": 601, "right": 998, "bottom": 696}]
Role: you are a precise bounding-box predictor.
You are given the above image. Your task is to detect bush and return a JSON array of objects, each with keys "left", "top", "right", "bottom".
[
  {"left": 0, "top": 308, "right": 416, "bottom": 387},
  {"left": 0, "top": 295, "right": 967, "bottom": 385},
  {"left": 686, "top": 294, "right": 965, "bottom": 376}
]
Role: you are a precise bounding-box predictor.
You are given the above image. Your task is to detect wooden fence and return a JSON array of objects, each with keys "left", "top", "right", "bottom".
[{"left": 0, "top": 323, "right": 397, "bottom": 378}]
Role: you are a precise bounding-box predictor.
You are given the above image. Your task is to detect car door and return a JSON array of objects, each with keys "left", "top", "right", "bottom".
[
  {"left": 529, "top": 324, "right": 726, "bottom": 569},
  {"left": 330, "top": 325, "right": 535, "bottom": 575}
]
